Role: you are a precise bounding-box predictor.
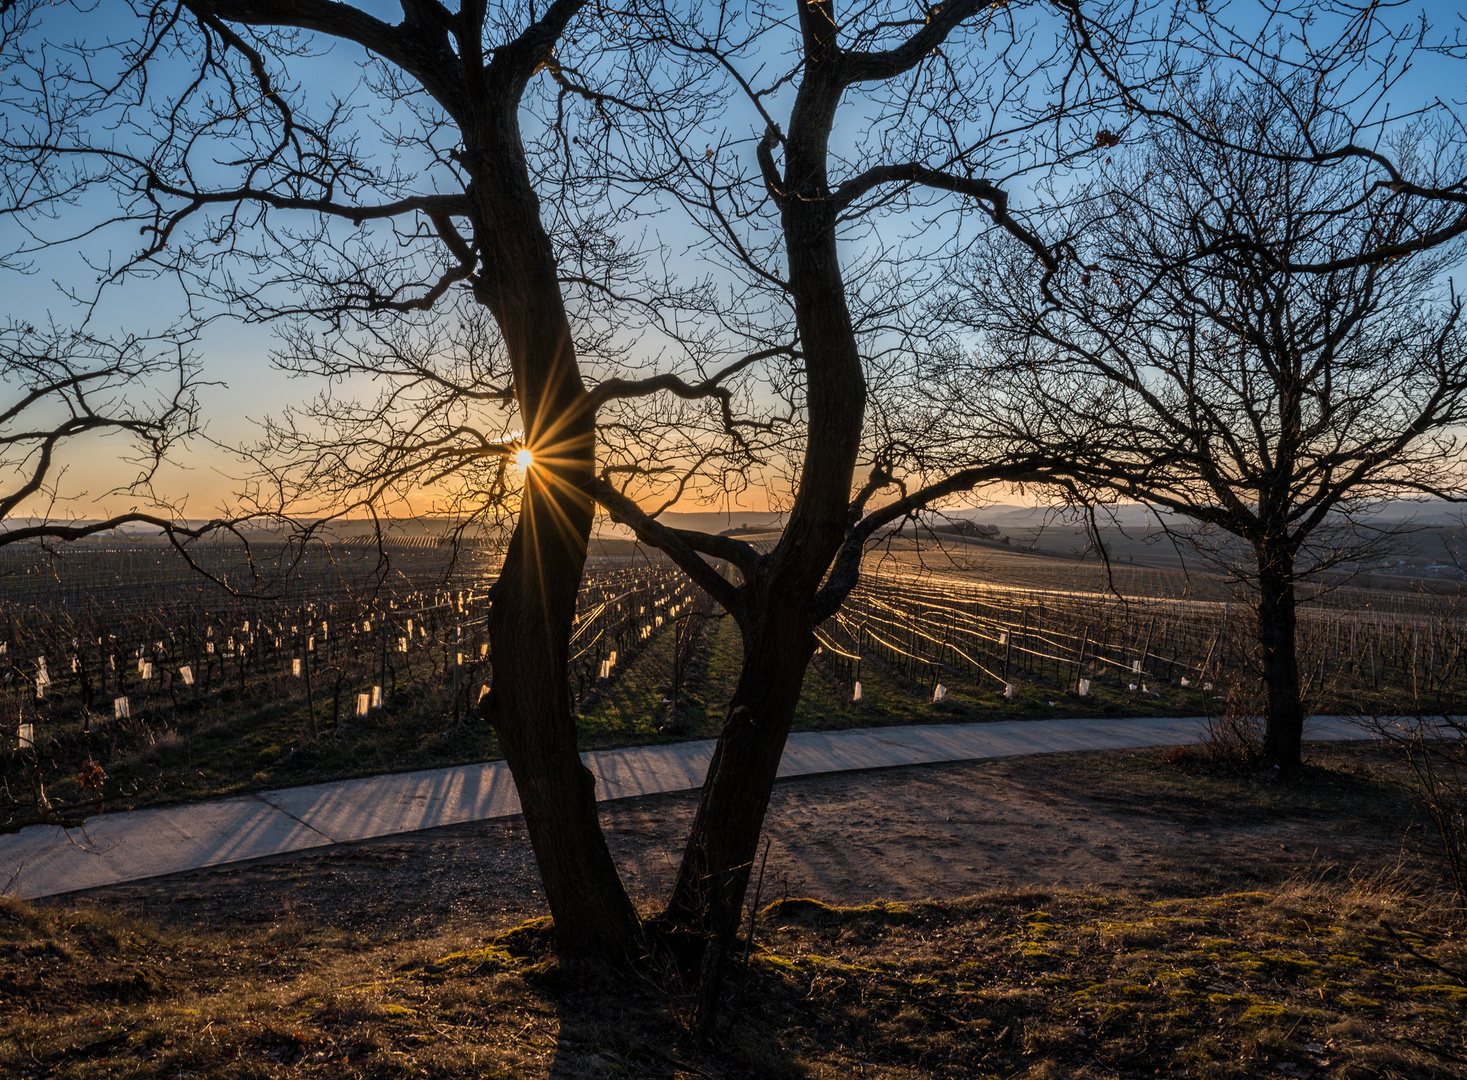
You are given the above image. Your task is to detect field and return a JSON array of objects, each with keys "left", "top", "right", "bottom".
[{"left": 4, "top": 533, "right": 1467, "bottom": 832}]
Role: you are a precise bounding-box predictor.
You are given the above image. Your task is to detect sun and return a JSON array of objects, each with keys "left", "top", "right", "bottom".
[{"left": 514, "top": 447, "right": 534, "bottom": 469}]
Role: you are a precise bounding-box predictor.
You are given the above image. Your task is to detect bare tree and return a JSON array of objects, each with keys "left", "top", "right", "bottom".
[
  {"left": 0, "top": 321, "right": 204, "bottom": 544},
  {"left": 950, "top": 75, "right": 1467, "bottom": 769},
  {"left": 570, "top": 0, "right": 1149, "bottom": 1001},
  {"left": 0, "top": 0, "right": 690, "bottom": 960},
  {"left": 1, "top": 0, "right": 1108, "bottom": 978}
]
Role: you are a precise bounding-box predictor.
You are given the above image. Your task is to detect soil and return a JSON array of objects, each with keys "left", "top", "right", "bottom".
[
  {"left": 8, "top": 740, "right": 1462, "bottom": 1080},
  {"left": 62, "top": 740, "right": 1432, "bottom": 939}
]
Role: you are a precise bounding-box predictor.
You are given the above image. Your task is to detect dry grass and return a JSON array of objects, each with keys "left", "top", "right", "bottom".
[
  {"left": 2, "top": 879, "right": 1463, "bottom": 1079},
  {"left": 745, "top": 884, "right": 1466, "bottom": 1079}
]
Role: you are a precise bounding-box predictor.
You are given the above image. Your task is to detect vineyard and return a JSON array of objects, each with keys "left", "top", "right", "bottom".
[
  {"left": 0, "top": 538, "right": 719, "bottom": 830},
  {"left": 3, "top": 536, "right": 1464, "bottom": 832},
  {"left": 818, "top": 558, "right": 1467, "bottom": 713}
]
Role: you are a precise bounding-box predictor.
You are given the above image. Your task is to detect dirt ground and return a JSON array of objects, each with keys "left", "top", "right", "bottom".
[{"left": 62, "top": 740, "right": 1434, "bottom": 938}]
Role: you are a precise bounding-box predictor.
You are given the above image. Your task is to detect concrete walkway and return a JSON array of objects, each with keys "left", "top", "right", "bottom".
[{"left": 1, "top": 714, "right": 1370, "bottom": 901}]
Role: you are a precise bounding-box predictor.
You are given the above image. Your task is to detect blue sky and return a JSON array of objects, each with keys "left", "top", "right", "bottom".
[{"left": 2, "top": 0, "right": 1462, "bottom": 521}]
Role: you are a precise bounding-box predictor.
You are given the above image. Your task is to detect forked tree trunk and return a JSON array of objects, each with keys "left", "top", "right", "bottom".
[{"left": 1256, "top": 542, "right": 1304, "bottom": 770}]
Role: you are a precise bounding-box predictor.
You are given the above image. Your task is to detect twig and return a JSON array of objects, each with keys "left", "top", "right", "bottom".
[{"left": 740, "top": 836, "right": 773, "bottom": 993}]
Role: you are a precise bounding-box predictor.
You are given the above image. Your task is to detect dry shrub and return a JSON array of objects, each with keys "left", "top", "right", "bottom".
[
  {"left": 1367, "top": 715, "right": 1467, "bottom": 911},
  {"left": 1197, "top": 679, "right": 1267, "bottom": 766}
]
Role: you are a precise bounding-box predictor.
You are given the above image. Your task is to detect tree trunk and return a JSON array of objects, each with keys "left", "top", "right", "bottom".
[
  {"left": 660, "top": 52, "right": 867, "bottom": 962},
  {"left": 471, "top": 116, "right": 642, "bottom": 962},
  {"left": 662, "top": 598, "right": 817, "bottom": 943},
  {"left": 486, "top": 466, "right": 643, "bottom": 961},
  {"left": 1256, "top": 542, "right": 1304, "bottom": 770}
]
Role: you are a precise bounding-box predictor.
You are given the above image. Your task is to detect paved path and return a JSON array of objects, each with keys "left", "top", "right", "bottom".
[{"left": 1, "top": 714, "right": 1371, "bottom": 901}]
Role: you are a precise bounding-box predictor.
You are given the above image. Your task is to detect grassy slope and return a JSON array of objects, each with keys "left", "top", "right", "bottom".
[
  {"left": 4, "top": 729, "right": 1462, "bottom": 1078},
  {"left": 1, "top": 883, "right": 1461, "bottom": 1079}
]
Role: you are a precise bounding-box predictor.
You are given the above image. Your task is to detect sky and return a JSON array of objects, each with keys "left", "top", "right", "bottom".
[{"left": 1, "top": 0, "right": 1462, "bottom": 524}]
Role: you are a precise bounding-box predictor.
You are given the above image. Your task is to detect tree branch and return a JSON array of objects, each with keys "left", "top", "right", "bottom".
[
  {"left": 838, "top": 0, "right": 991, "bottom": 85},
  {"left": 584, "top": 476, "right": 750, "bottom": 613},
  {"left": 812, "top": 457, "right": 1070, "bottom": 622},
  {"left": 587, "top": 346, "right": 791, "bottom": 422}
]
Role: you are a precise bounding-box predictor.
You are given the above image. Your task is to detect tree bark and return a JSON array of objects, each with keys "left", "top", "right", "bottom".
[
  {"left": 662, "top": 594, "right": 818, "bottom": 941},
  {"left": 661, "top": 44, "right": 867, "bottom": 959},
  {"left": 471, "top": 109, "right": 643, "bottom": 962},
  {"left": 1256, "top": 540, "right": 1304, "bottom": 770}
]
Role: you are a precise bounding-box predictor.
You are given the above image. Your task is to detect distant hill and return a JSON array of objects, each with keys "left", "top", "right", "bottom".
[{"left": 7, "top": 498, "right": 1457, "bottom": 547}]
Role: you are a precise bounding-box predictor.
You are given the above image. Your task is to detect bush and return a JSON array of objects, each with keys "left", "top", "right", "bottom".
[
  {"left": 1197, "top": 680, "right": 1267, "bottom": 767},
  {"left": 1367, "top": 715, "right": 1467, "bottom": 910}
]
